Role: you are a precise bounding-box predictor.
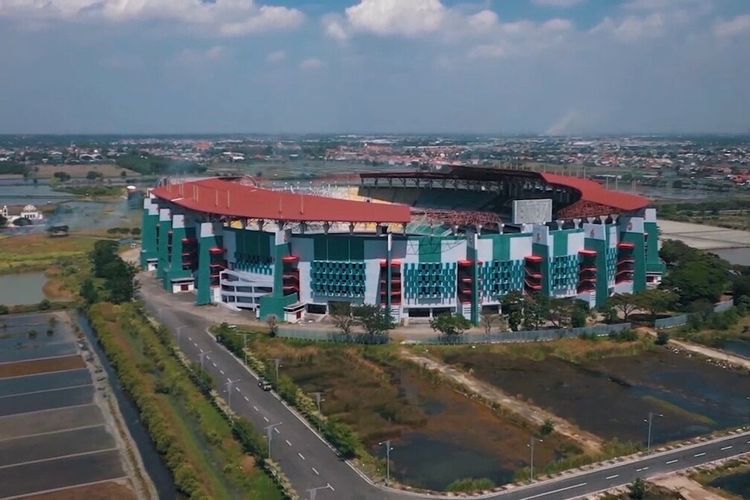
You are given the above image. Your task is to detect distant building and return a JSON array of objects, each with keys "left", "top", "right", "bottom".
[{"left": 1, "top": 204, "right": 43, "bottom": 225}]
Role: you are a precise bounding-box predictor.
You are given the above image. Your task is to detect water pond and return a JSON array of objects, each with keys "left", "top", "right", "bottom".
[
  {"left": 709, "top": 470, "right": 750, "bottom": 498},
  {"left": 0, "top": 272, "right": 48, "bottom": 306}
]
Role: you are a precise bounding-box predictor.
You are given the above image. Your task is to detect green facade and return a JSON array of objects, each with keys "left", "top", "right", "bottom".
[
  {"left": 313, "top": 235, "right": 364, "bottom": 261},
  {"left": 232, "top": 228, "right": 273, "bottom": 274},
  {"left": 620, "top": 231, "right": 646, "bottom": 293},
  {"left": 140, "top": 207, "right": 158, "bottom": 269},
  {"left": 196, "top": 229, "right": 218, "bottom": 306},
  {"left": 157, "top": 216, "right": 172, "bottom": 284},
  {"left": 583, "top": 237, "right": 607, "bottom": 308},
  {"left": 644, "top": 221, "right": 665, "bottom": 274},
  {"left": 166, "top": 223, "right": 192, "bottom": 284},
  {"left": 531, "top": 242, "right": 550, "bottom": 295}
]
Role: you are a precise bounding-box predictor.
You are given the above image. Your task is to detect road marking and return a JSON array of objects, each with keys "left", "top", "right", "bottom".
[
  {"left": 253, "top": 406, "right": 259, "bottom": 412},
  {"left": 285, "top": 440, "right": 292, "bottom": 446},
  {"left": 235, "top": 387, "right": 241, "bottom": 392},
  {"left": 243, "top": 396, "right": 249, "bottom": 401},
  {"left": 274, "top": 427, "right": 280, "bottom": 434},
  {"left": 329, "top": 484, "right": 334, "bottom": 492},
  {"left": 192, "top": 341, "right": 197, "bottom": 347},
  {"left": 211, "top": 362, "right": 217, "bottom": 367},
  {"left": 721, "top": 445, "right": 733, "bottom": 450},
  {"left": 635, "top": 467, "right": 649, "bottom": 472},
  {"left": 312, "top": 467, "right": 320, "bottom": 476},
  {"left": 219, "top": 369, "right": 224, "bottom": 375},
  {"left": 666, "top": 459, "right": 679, "bottom": 464},
  {"left": 188, "top": 336, "right": 192, "bottom": 341},
  {"left": 263, "top": 416, "right": 269, "bottom": 422},
  {"left": 206, "top": 355, "right": 210, "bottom": 360},
  {"left": 694, "top": 452, "right": 706, "bottom": 457},
  {"left": 298, "top": 452, "right": 305, "bottom": 460},
  {"left": 519, "top": 482, "right": 587, "bottom": 500},
  {"left": 605, "top": 474, "right": 619, "bottom": 480}
]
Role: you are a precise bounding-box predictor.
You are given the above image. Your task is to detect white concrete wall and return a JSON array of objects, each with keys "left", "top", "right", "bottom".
[
  {"left": 291, "top": 237, "right": 314, "bottom": 304},
  {"left": 510, "top": 235, "right": 532, "bottom": 260},
  {"left": 364, "top": 238, "right": 387, "bottom": 306},
  {"left": 476, "top": 237, "right": 493, "bottom": 263},
  {"left": 568, "top": 231, "right": 584, "bottom": 254},
  {"left": 223, "top": 228, "right": 237, "bottom": 267},
  {"left": 441, "top": 238, "right": 467, "bottom": 262}
]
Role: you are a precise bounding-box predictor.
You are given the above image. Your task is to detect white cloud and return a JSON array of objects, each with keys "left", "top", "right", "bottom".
[
  {"left": 323, "top": 15, "right": 350, "bottom": 41},
  {"left": 0, "top": 0, "right": 305, "bottom": 37},
  {"left": 343, "top": 0, "right": 446, "bottom": 38},
  {"left": 267, "top": 50, "right": 286, "bottom": 63},
  {"left": 532, "top": 0, "right": 585, "bottom": 8},
  {"left": 593, "top": 13, "right": 665, "bottom": 42},
  {"left": 300, "top": 57, "right": 324, "bottom": 70},
  {"left": 714, "top": 14, "right": 750, "bottom": 39},
  {"left": 467, "top": 18, "right": 573, "bottom": 59}
]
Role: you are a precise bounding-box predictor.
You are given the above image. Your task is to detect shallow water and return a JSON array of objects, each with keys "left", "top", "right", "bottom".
[
  {"left": 0, "top": 272, "right": 48, "bottom": 306},
  {"left": 710, "top": 470, "right": 750, "bottom": 498}
]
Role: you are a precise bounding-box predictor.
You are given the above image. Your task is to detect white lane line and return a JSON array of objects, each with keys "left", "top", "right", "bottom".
[
  {"left": 312, "top": 467, "right": 320, "bottom": 476},
  {"left": 694, "top": 452, "right": 706, "bottom": 457},
  {"left": 329, "top": 484, "right": 335, "bottom": 492},
  {"left": 635, "top": 467, "right": 649, "bottom": 472},
  {"left": 519, "top": 483, "right": 587, "bottom": 500},
  {"left": 206, "top": 355, "right": 210, "bottom": 360},
  {"left": 188, "top": 336, "right": 192, "bottom": 341},
  {"left": 285, "top": 440, "right": 292, "bottom": 447},
  {"left": 211, "top": 362, "right": 217, "bottom": 367},
  {"left": 192, "top": 341, "right": 197, "bottom": 347},
  {"left": 253, "top": 406, "right": 259, "bottom": 412},
  {"left": 219, "top": 369, "right": 224, "bottom": 375},
  {"left": 274, "top": 428, "right": 280, "bottom": 434},
  {"left": 243, "top": 396, "right": 249, "bottom": 402},
  {"left": 235, "top": 387, "right": 241, "bottom": 392},
  {"left": 298, "top": 452, "right": 305, "bottom": 460},
  {"left": 263, "top": 416, "right": 269, "bottom": 422},
  {"left": 605, "top": 474, "right": 619, "bottom": 480},
  {"left": 721, "top": 445, "right": 733, "bottom": 451},
  {"left": 666, "top": 459, "right": 679, "bottom": 465}
]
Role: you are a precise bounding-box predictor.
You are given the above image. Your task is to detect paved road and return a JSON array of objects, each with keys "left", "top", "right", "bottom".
[{"left": 138, "top": 274, "right": 750, "bottom": 500}]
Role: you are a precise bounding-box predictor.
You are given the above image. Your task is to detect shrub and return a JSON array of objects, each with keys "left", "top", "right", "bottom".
[
  {"left": 655, "top": 331, "right": 670, "bottom": 345},
  {"left": 446, "top": 477, "right": 495, "bottom": 493}
]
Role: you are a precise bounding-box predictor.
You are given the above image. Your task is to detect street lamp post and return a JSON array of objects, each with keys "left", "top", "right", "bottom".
[
  {"left": 645, "top": 412, "right": 664, "bottom": 453},
  {"left": 528, "top": 436, "right": 543, "bottom": 481},
  {"left": 265, "top": 422, "right": 282, "bottom": 460},
  {"left": 273, "top": 358, "right": 282, "bottom": 382},
  {"left": 306, "top": 483, "right": 334, "bottom": 500},
  {"left": 175, "top": 325, "right": 187, "bottom": 347},
  {"left": 378, "top": 440, "right": 394, "bottom": 485},
  {"left": 312, "top": 392, "right": 324, "bottom": 413},
  {"left": 199, "top": 349, "right": 210, "bottom": 372},
  {"left": 224, "top": 378, "right": 240, "bottom": 411}
]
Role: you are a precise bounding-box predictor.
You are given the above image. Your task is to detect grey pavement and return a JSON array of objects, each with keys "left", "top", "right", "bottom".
[{"left": 138, "top": 272, "right": 750, "bottom": 500}]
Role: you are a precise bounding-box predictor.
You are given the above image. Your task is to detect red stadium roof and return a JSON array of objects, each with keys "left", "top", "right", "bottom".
[
  {"left": 152, "top": 178, "right": 411, "bottom": 224},
  {"left": 540, "top": 173, "right": 649, "bottom": 213}
]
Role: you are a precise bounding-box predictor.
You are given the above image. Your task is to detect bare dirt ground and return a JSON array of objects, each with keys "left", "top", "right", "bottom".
[
  {"left": 651, "top": 473, "right": 725, "bottom": 500},
  {"left": 641, "top": 327, "right": 750, "bottom": 371},
  {"left": 659, "top": 219, "right": 750, "bottom": 251},
  {"left": 0, "top": 355, "right": 85, "bottom": 378},
  {"left": 398, "top": 348, "right": 605, "bottom": 454}
]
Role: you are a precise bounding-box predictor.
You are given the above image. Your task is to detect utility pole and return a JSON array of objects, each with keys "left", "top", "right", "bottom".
[
  {"left": 273, "top": 358, "right": 282, "bottom": 382},
  {"left": 306, "top": 483, "right": 334, "bottom": 500},
  {"left": 528, "top": 436, "right": 543, "bottom": 481},
  {"left": 645, "top": 412, "right": 664, "bottom": 453},
  {"left": 224, "top": 378, "right": 240, "bottom": 411},
  {"left": 199, "top": 349, "right": 210, "bottom": 372},
  {"left": 312, "top": 391, "right": 324, "bottom": 413},
  {"left": 175, "top": 325, "right": 187, "bottom": 347},
  {"left": 265, "top": 422, "right": 282, "bottom": 460},
  {"left": 378, "top": 440, "right": 394, "bottom": 485}
]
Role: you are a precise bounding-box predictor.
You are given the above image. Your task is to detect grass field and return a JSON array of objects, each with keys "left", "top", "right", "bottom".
[
  {"left": 0, "top": 234, "right": 98, "bottom": 274},
  {"left": 90, "top": 303, "right": 281, "bottom": 500}
]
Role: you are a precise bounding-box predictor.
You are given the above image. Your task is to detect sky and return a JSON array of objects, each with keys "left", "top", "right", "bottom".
[{"left": 0, "top": 0, "right": 749, "bottom": 135}]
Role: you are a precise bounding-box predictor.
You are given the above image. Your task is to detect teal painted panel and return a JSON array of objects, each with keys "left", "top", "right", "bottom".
[
  {"left": 584, "top": 238, "right": 607, "bottom": 308},
  {"left": 494, "top": 235, "right": 511, "bottom": 262},
  {"left": 553, "top": 231, "right": 568, "bottom": 258},
  {"left": 418, "top": 236, "right": 443, "bottom": 263}
]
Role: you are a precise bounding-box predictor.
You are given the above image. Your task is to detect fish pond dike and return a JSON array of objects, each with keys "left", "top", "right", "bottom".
[{"left": 76, "top": 311, "right": 177, "bottom": 499}]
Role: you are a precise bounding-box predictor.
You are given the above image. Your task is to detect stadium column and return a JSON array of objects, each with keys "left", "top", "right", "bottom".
[
  {"left": 386, "top": 233, "right": 392, "bottom": 312},
  {"left": 259, "top": 228, "right": 296, "bottom": 320},
  {"left": 644, "top": 209, "right": 665, "bottom": 276},
  {"left": 531, "top": 225, "right": 551, "bottom": 296},
  {"left": 167, "top": 214, "right": 191, "bottom": 286},
  {"left": 583, "top": 222, "right": 608, "bottom": 308},
  {"left": 619, "top": 216, "right": 647, "bottom": 293},
  {"left": 196, "top": 221, "right": 220, "bottom": 306},
  {"left": 157, "top": 208, "right": 171, "bottom": 286},
  {"left": 469, "top": 233, "right": 479, "bottom": 324},
  {"left": 140, "top": 197, "right": 158, "bottom": 269}
]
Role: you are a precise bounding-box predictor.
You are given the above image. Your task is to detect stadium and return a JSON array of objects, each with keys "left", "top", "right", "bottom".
[{"left": 140, "top": 166, "right": 665, "bottom": 324}]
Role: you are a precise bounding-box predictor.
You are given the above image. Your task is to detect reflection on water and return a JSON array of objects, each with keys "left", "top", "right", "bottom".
[
  {"left": 710, "top": 471, "right": 750, "bottom": 498},
  {"left": 719, "top": 339, "right": 750, "bottom": 359},
  {"left": 0, "top": 272, "right": 48, "bottom": 306}
]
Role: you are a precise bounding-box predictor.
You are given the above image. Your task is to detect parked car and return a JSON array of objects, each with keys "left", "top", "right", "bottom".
[{"left": 258, "top": 378, "right": 272, "bottom": 391}]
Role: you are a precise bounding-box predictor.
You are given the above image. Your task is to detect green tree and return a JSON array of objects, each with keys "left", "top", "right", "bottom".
[
  {"left": 266, "top": 315, "right": 278, "bottom": 337},
  {"left": 609, "top": 293, "right": 639, "bottom": 322},
  {"left": 655, "top": 331, "right": 670, "bottom": 345},
  {"left": 330, "top": 302, "right": 355, "bottom": 336},
  {"left": 38, "top": 299, "right": 51, "bottom": 310},
  {"left": 628, "top": 478, "right": 646, "bottom": 499},
  {"left": 523, "top": 295, "right": 546, "bottom": 330},
  {"left": 480, "top": 312, "right": 496, "bottom": 335},
  {"left": 636, "top": 289, "right": 678, "bottom": 322},
  {"left": 80, "top": 278, "right": 98, "bottom": 305},
  {"left": 430, "top": 313, "right": 471, "bottom": 336},
  {"left": 547, "top": 298, "right": 573, "bottom": 329},
  {"left": 86, "top": 170, "right": 103, "bottom": 181},
  {"left": 571, "top": 301, "right": 589, "bottom": 328},
  {"left": 352, "top": 304, "right": 394, "bottom": 337},
  {"left": 502, "top": 291, "right": 525, "bottom": 331},
  {"left": 53, "top": 171, "right": 71, "bottom": 182}
]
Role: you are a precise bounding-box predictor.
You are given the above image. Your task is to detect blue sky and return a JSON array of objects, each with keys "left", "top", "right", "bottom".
[{"left": 0, "top": 0, "right": 749, "bottom": 135}]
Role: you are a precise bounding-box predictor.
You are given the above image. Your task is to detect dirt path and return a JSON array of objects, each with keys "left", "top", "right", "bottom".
[
  {"left": 641, "top": 327, "right": 750, "bottom": 371},
  {"left": 650, "top": 474, "right": 727, "bottom": 500},
  {"left": 398, "top": 348, "right": 605, "bottom": 454}
]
